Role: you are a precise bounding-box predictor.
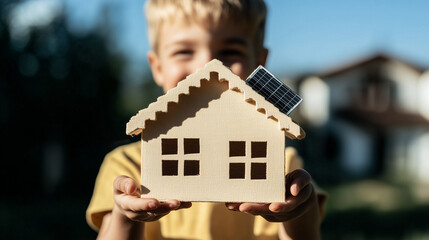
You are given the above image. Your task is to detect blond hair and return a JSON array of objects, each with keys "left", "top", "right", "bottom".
[{"left": 145, "top": 0, "right": 267, "bottom": 54}]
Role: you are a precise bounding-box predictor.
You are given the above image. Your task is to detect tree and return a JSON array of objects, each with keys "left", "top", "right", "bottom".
[{"left": 0, "top": 0, "right": 126, "bottom": 198}]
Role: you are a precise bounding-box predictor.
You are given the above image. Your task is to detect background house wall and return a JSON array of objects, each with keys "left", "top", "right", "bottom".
[{"left": 297, "top": 54, "right": 429, "bottom": 183}]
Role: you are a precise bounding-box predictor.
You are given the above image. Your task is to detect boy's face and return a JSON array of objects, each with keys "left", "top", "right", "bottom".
[{"left": 148, "top": 19, "right": 268, "bottom": 93}]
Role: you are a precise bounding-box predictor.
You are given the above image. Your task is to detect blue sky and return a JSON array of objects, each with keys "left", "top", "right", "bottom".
[
  {"left": 264, "top": 1, "right": 429, "bottom": 75},
  {"left": 61, "top": 0, "right": 429, "bottom": 77}
]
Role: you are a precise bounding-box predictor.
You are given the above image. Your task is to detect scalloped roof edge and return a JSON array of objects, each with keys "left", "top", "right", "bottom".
[{"left": 126, "top": 59, "right": 305, "bottom": 140}]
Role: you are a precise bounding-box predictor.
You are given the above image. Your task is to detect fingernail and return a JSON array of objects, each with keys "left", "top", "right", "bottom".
[
  {"left": 272, "top": 206, "right": 282, "bottom": 213},
  {"left": 169, "top": 202, "right": 179, "bottom": 209},
  {"left": 291, "top": 184, "right": 299, "bottom": 196},
  {"left": 228, "top": 205, "right": 238, "bottom": 211},
  {"left": 148, "top": 201, "right": 156, "bottom": 209}
]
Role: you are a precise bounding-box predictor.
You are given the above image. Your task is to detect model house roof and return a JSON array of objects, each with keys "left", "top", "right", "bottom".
[{"left": 126, "top": 59, "right": 305, "bottom": 140}]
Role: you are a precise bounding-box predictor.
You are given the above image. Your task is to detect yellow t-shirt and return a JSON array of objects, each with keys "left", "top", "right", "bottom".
[{"left": 86, "top": 141, "right": 325, "bottom": 239}]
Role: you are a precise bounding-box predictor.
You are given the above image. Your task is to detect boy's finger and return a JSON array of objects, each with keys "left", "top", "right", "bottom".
[
  {"left": 115, "top": 195, "right": 160, "bottom": 212},
  {"left": 115, "top": 201, "right": 171, "bottom": 222},
  {"left": 268, "top": 202, "right": 288, "bottom": 213},
  {"left": 286, "top": 169, "right": 311, "bottom": 196},
  {"left": 179, "top": 202, "right": 192, "bottom": 209},
  {"left": 162, "top": 200, "right": 181, "bottom": 209},
  {"left": 238, "top": 203, "right": 270, "bottom": 214},
  {"left": 225, "top": 202, "right": 241, "bottom": 211},
  {"left": 280, "top": 184, "right": 313, "bottom": 213},
  {"left": 114, "top": 175, "right": 137, "bottom": 195},
  {"left": 139, "top": 200, "right": 183, "bottom": 213}
]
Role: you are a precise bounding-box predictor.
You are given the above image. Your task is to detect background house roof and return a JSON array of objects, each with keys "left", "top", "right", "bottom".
[
  {"left": 319, "top": 53, "right": 426, "bottom": 79},
  {"left": 337, "top": 107, "right": 429, "bottom": 128},
  {"left": 126, "top": 59, "right": 305, "bottom": 140}
]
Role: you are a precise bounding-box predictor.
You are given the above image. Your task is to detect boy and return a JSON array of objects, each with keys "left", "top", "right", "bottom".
[{"left": 87, "top": 0, "right": 326, "bottom": 239}]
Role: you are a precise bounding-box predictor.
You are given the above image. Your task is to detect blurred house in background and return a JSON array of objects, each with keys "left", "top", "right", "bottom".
[{"left": 297, "top": 53, "right": 429, "bottom": 183}]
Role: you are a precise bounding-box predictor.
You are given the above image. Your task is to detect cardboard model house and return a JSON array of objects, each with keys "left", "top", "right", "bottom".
[{"left": 126, "top": 59, "right": 305, "bottom": 203}]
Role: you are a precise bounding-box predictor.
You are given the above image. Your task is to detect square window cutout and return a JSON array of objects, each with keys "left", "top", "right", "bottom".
[
  {"left": 162, "top": 138, "right": 177, "bottom": 155},
  {"left": 162, "top": 160, "right": 178, "bottom": 176},
  {"left": 184, "top": 160, "right": 199, "bottom": 176},
  {"left": 229, "top": 163, "right": 245, "bottom": 179},
  {"left": 251, "top": 142, "right": 267, "bottom": 158},
  {"left": 229, "top": 141, "right": 245, "bottom": 157},
  {"left": 184, "top": 138, "right": 200, "bottom": 154},
  {"left": 251, "top": 162, "right": 266, "bottom": 179}
]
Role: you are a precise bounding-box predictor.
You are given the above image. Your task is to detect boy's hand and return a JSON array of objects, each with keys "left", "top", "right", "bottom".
[
  {"left": 113, "top": 175, "right": 192, "bottom": 222},
  {"left": 225, "top": 169, "right": 315, "bottom": 222}
]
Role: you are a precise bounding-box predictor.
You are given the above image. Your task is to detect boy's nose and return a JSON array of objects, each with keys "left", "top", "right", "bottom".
[{"left": 196, "top": 51, "right": 216, "bottom": 68}]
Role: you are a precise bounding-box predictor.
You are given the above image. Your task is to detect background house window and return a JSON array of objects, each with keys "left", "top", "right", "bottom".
[
  {"left": 251, "top": 162, "right": 266, "bottom": 179},
  {"left": 184, "top": 160, "right": 199, "bottom": 176},
  {"left": 251, "top": 141, "right": 267, "bottom": 158},
  {"left": 162, "top": 160, "right": 178, "bottom": 176},
  {"left": 229, "top": 163, "right": 245, "bottom": 179},
  {"left": 229, "top": 141, "right": 245, "bottom": 156},
  {"left": 162, "top": 138, "right": 177, "bottom": 155}
]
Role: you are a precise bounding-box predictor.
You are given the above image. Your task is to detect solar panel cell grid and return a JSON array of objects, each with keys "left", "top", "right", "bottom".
[{"left": 245, "top": 66, "right": 302, "bottom": 115}]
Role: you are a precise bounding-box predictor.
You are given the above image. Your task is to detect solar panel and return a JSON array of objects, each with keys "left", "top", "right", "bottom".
[{"left": 246, "top": 66, "right": 302, "bottom": 115}]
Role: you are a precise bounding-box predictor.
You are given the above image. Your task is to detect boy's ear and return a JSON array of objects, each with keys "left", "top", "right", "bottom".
[
  {"left": 258, "top": 48, "right": 269, "bottom": 67},
  {"left": 147, "top": 51, "right": 164, "bottom": 87}
]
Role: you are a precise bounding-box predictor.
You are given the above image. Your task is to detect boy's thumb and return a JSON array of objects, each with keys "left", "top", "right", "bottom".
[
  {"left": 114, "top": 175, "right": 137, "bottom": 195},
  {"left": 125, "top": 178, "right": 137, "bottom": 194}
]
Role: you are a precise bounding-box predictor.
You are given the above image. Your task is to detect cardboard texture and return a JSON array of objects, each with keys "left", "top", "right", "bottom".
[{"left": 127, "top": 59, "right": 305, "bottom": 203}]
